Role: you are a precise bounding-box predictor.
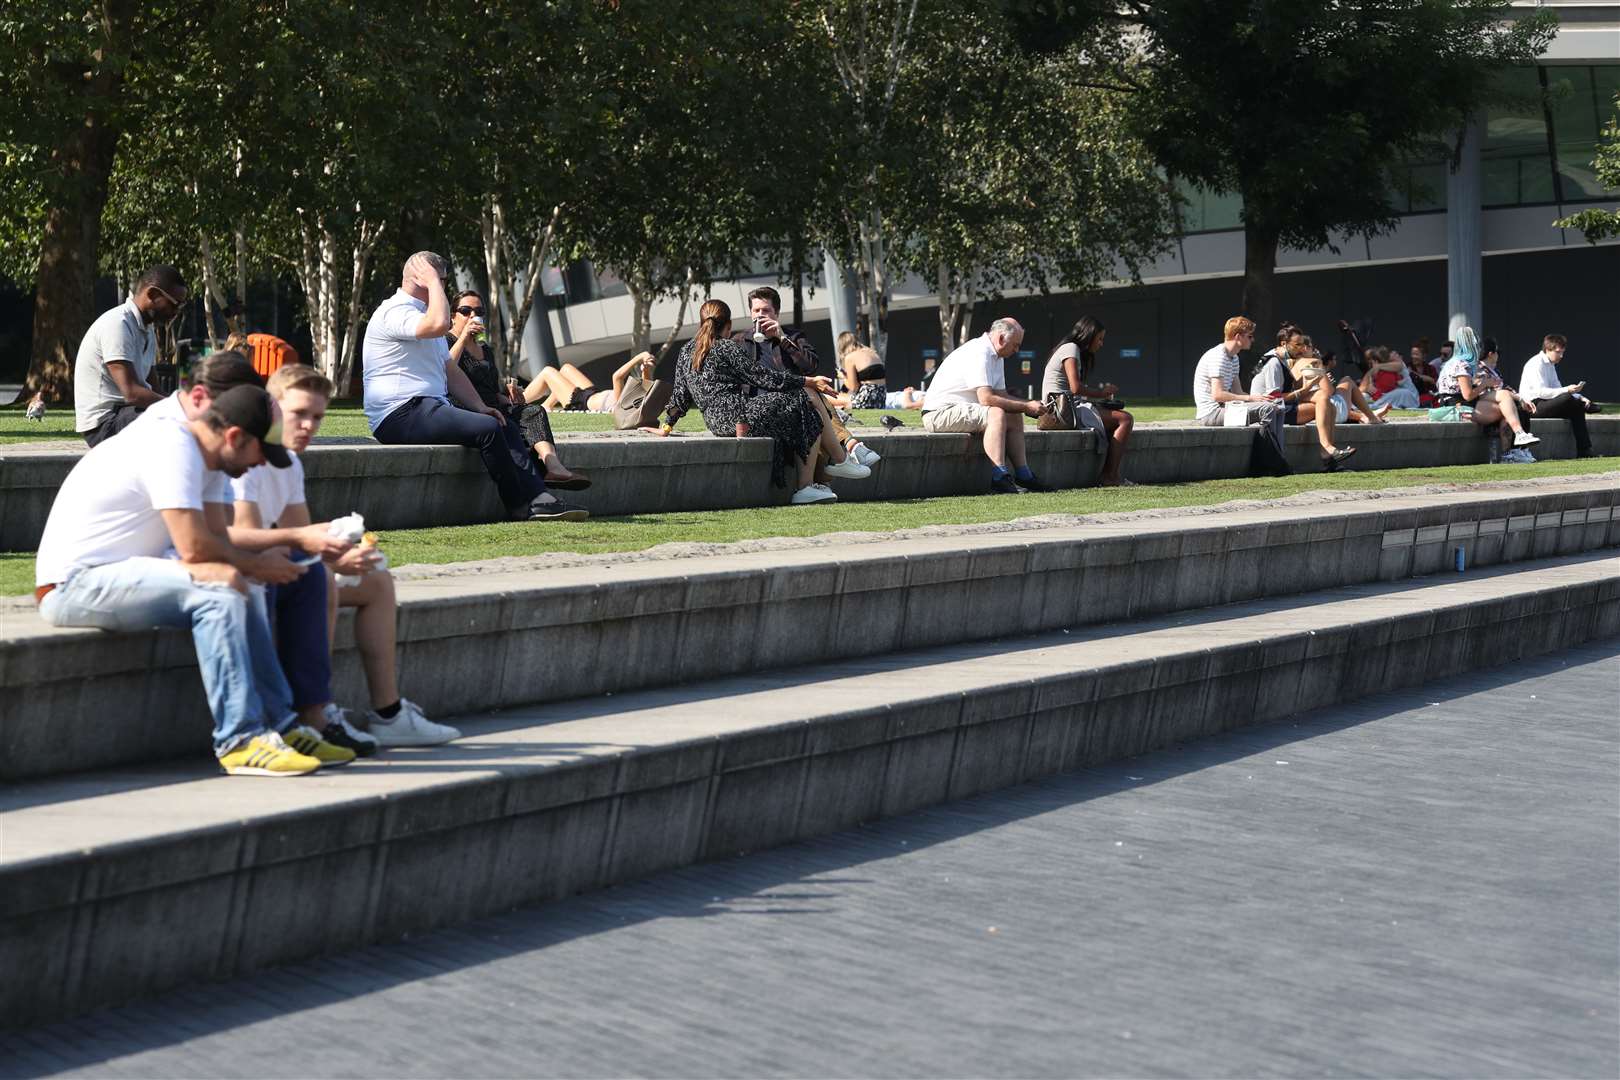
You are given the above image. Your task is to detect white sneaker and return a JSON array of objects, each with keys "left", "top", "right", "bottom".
[
  {"left": 367, "top": 699, "right": 460, "bottom": 747},
  {"left": 1513, "top": 430, "right": 1540, "bottom": 447},
  {"left": 849, "top": 440, "right": 882, "bottom": 467},
  {"left": 791, "top": 484, "right": 838, "bottom": 504},
  {"left": 824, "top": 456, "right": 872, "bottom": 480}
]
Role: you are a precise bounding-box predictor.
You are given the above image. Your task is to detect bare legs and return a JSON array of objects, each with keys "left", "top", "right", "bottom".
[
  {"left": 1471, "top": 390, "right": 1527, "bottom": 453},
  {"left": 1096, "top": 406, "right": 1134, "bottom": 486},
  {"left": 327, "top": 568, "right": 402, "bottom": 710},
  {"left": 1293, "top": 379, "right": 1340, "bottom": 454},
  {"left": 1337, "top": 378, "right": 1389, "bottom": 423},
  {"left": 982, "top": 406, "right": 1029, "bottom": 470},
  {"left": 522, "top": 363, "right": 594, "bottom": 410}
]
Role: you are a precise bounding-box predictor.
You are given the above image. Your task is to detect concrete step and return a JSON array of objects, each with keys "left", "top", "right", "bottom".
[
  {"left": 2, "top": 479, "right": 1616, "bottom": 781},
  {"left": 1, "top": 417, "right": 1613, "bottom": 548},
  {"left": 2, "top": 551, "right": 1615, "bottom": 1030}
]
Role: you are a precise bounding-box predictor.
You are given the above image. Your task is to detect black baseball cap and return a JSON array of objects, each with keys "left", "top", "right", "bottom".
[{"left": 207, "top": 384, "right": 292, "bottom": 468}]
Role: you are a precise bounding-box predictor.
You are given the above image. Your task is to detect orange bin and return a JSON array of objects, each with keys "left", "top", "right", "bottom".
[{"left": 246, "top": 333, "right": 300, "bottom": 379}]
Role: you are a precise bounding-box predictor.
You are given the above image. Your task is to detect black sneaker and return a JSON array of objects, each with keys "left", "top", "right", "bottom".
[
  {"left": 1014, "top": 474, "right": 1053, "bottom": 492},
  {"left": 320, "top": 705, "right": 380, "bottom": 757},
  {"left": 989, "top": 475, "right": 1022, "bottom": 495},
  {"left": 522, "top": 497, "right": 590, "bottom": 522}
]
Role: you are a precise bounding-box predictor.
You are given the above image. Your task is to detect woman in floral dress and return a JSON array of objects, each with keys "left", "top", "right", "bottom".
[{"left": 658, "top": 299, "right": 867, "bottom": 503}]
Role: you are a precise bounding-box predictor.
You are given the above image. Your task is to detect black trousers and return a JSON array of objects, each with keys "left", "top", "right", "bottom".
[
  {"left": 81, "top": 404, "right": 144, "bottom": 447},
  {"left": 1531, "top": 393, "right": 1592, "bottom": 455},
  {"left": 374, "top": 395, "right": 547, "bottom": 512}
]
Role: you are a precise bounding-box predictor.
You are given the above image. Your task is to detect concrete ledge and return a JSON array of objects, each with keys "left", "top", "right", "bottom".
[
  {"left": 1, "top": 553, "right": 1614, "bottom": 1029},
  {"left": 1, "top": 417, "right": 1615, "bottom": 548},
  {"left": 2, "top": 480, "right": 1616, "bottom": 781}
]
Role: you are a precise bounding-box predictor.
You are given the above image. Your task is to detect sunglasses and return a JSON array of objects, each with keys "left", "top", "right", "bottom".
[{"left": 455, "top": 305, "right": 483, "bottom": 316}]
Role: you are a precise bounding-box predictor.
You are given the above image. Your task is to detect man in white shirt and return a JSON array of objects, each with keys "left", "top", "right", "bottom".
[
  {"left": 36, "top": 385, "right": 332, "bottom": 777},
  {"left": 1192, "top": 316, "right": 1292, "bottom": 475},
  {"left": 235, "top": 364, "right": 460, "bottom": 748},
  {"left": 73, "top": 264, "right": 188, "bottom": 446},
  {"left": 1517, "top": 333, "right": 1593, "bottom": 457},
  {"left": 364, "top": 252, "right": 587, "bottom": 521},
  {"left": 921, "top": 317, "right": 1052, "bottom": 493}
]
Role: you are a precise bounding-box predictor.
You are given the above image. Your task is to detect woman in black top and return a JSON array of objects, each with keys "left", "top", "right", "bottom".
[
  {"left": 448, "top": 289, "right": 588, "bottom": 489},
  {"left": 656, "top": 299, "right": 854, "bottom": 501}
]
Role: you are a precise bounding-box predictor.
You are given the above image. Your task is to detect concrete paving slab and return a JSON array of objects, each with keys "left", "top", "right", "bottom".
[{"left": 0, "top": 641, "right": 1614, "bottom": 1076}]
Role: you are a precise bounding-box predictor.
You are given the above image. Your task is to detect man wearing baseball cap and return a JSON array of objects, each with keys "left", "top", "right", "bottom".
[
  {"left": 122, "top": 353, "right": 369, "bottom": 763},
  {"left": 35, "top": 384, "right": 336, "bottom": 776}
]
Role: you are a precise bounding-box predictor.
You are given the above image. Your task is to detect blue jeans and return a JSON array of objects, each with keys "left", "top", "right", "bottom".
[
  {"left": 373, "top": 395, "right": 546, "bottom": 513},
  {"left": 38, "top": 557, "right": 297, "bottom": 754}
]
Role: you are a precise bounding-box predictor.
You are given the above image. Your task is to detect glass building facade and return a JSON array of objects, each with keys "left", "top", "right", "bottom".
[{"left": 1178, "top": 64, "right": 1620, "bottom": 232}]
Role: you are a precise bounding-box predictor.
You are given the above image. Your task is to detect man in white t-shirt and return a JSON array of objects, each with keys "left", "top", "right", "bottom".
[
  {"left": 235, "top": 365, "right": 460, "bottom": 748},
  {"left": 73, "top": 264, "right": 188, "bottom": 446},
  {"left": 1517, "top": 333, "right": 1593, "bottom": 457},
  {"left": 35, "top": 385, "right": 332, "bottom": 777},
  {"left": 363, "top": 251, "right": 586, "bottom": 522},
  {"left": 921, "top": 317, "right": 1052, "bottom": 493},
  {"left": 1192, "top": 316, "right": 1291, "bottom": 475}
]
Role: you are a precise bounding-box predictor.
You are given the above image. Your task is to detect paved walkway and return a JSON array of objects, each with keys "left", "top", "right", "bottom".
[{"left": 4, "top": 641, "right": 1617, "bottom": 1079}]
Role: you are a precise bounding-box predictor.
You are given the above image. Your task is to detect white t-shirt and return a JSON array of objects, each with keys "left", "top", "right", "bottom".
[
  {"left": 1517, "top": 352, "right": 1563, "bottom": 401},
  {"left": 231, "top": 453, "right": 307, "bottom": 527},
  {"left": 73, "top": 298, "right": 156, "bottom": 432},
  {"left": 1193, "top": 344, "right": 1242, "bottom": 420},
  {"left": 36, "top": 418, "right": 210, "bottom": 586},
  {"left": 923, "top": 335, "right": 1004, "bottom": 410},
  {"left": 362, "top": 290, "right": 450, "bottom": 430},
  {"left": 128, "top": 392, "right": 230, "bottom": 504}
]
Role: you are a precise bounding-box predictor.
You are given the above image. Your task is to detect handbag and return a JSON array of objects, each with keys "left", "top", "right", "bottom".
[
  {"left": 613, "top": 369, "right": 672, "bottom": 430},
  {"left": 1036, "top": 391, "right": 1077, "bottom": 430}
]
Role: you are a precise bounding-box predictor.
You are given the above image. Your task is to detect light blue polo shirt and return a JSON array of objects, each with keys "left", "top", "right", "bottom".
[{"left": 361, "top": 290, "right": 451, "bottom": 430}]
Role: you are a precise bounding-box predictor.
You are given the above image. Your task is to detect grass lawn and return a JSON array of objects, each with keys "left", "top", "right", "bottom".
[
  {"left": 1, "top": 398, "right": 1209, "bottom": 444},
  {"left": 3, "top": 455, "right": 1612, "bottom": 597}
]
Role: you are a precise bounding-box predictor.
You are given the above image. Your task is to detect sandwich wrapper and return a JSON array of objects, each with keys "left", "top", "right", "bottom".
[{"left": 329, "top": 512, "right": 387, "bottom": 586}]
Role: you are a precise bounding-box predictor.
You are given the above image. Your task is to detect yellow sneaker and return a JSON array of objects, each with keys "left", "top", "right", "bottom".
[
  {"left": 284, "top": 725, "right": 357, "bottom": 768},
  {"left": 218, "top": 731, "right": 320, "bottom": 777}
]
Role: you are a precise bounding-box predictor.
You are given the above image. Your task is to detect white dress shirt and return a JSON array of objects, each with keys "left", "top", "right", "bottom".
[{"left": 1517, "top": 352, "right": 1565, "bottom": 402}]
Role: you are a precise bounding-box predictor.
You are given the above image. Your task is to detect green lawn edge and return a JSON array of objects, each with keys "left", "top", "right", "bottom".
[{"left": 3, "top": 456, "right": 1614, "bottom": 598}]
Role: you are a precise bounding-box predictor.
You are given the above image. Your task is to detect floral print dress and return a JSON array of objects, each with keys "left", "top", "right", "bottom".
[{"left": 665, "top": 337, "right": 822, "bottom": 488}]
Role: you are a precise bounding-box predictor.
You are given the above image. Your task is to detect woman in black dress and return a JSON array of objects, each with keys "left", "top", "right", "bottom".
[
  {"left": 657, "top": 299, "right": 861, "bottom": 503},
  {"left": 448, "top": 289, "right": 588, "bottom": 489}
]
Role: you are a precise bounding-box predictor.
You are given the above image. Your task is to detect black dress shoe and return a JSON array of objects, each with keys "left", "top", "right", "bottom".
[
  {"left": 989, "top": 475, "right": 1023, "bottom": 494},
  {"left": 1015, "top": 474, "right": 1053, "bottom": 492}
]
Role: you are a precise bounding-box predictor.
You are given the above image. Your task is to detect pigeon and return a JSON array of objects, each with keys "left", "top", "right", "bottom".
[
  {"left": 879, "top": 414, "right": 905, "bottom": 430},
  {"left": 25, "top": 393, "right": 45, "bottom": 421}
]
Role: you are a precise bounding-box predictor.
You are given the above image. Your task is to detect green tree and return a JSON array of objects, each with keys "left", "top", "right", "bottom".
[
  {"left": 1117, "top": 0, "right": 1555, "bottom": 341},
  {"left": 889, "top": 27, "right": 1174, "bottom": 354},
  {"left": 1554, "top": 93, "right": 1620, "bottom": 242},
  {"left": 567, "top": 0, "right": 788, "bottom": 359},
  {"left": 2, "top": 0, "right": 154, "bottom": 400}
]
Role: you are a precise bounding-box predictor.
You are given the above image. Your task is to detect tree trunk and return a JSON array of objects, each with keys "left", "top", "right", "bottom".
[
  {"left": 23, "top": 62, "right": 126, "bottom": 403},
  {"left": 506, "top": 205, "right": 560, "bottom": 374},
  {"left": 1240, "top": 223, "right": 1279, "bottom": 367},
  {"left": 656, "top": 267, "right": 697, "bottom": 364},
  {"left": 627, "top": 277, "right": 653, "bottom": 356}
]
